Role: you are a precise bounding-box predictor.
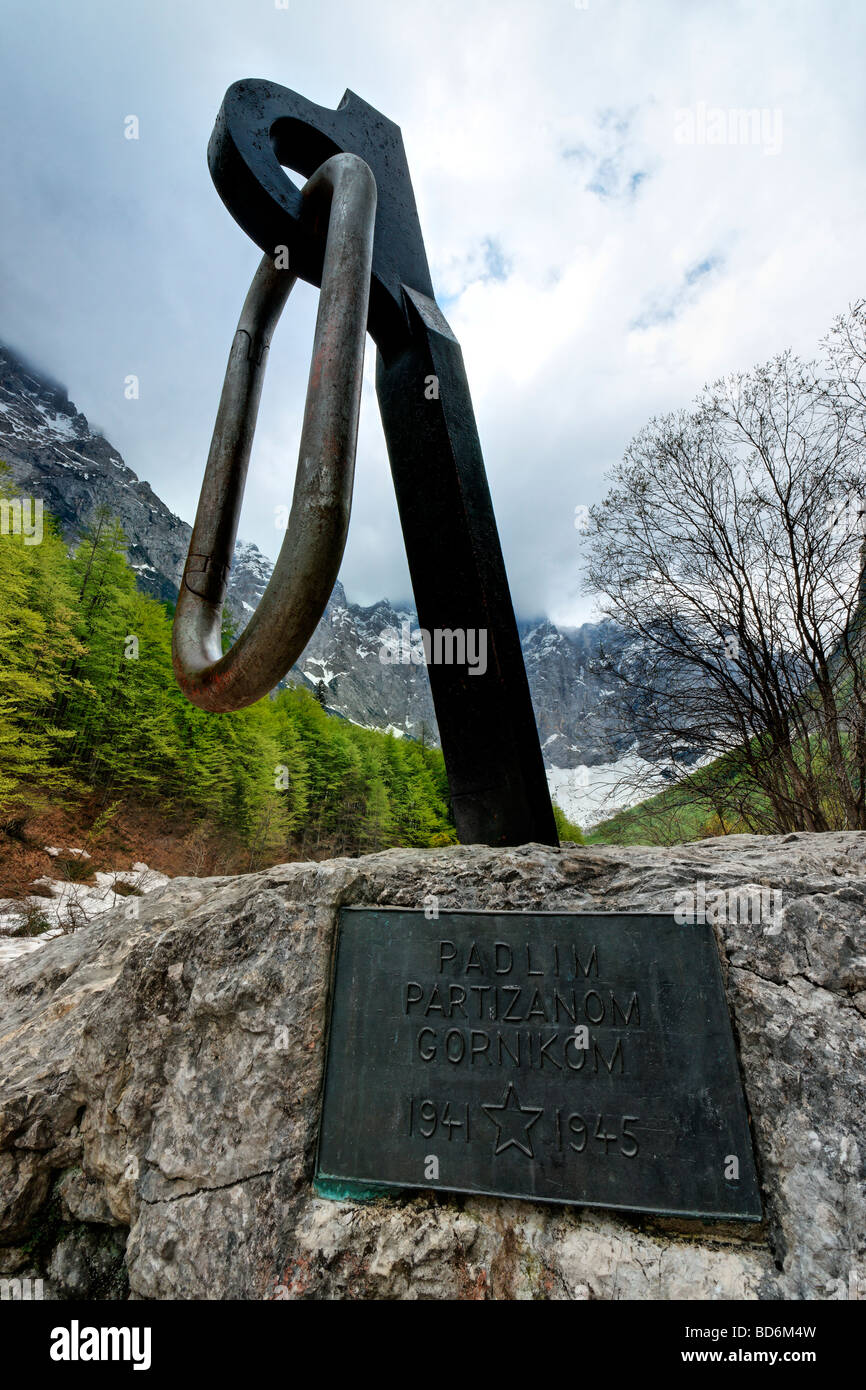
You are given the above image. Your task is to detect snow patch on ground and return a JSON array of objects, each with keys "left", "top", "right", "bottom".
[
  {"left": 547, "top": 754, "right": 664, "bottom": 830},
  {"left": 0, "top": 856, "right": 170, "bottom": 968}
]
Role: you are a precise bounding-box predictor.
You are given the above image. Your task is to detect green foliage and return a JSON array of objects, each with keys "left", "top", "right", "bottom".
[
  {"left": 552, "top": 803, "right": 585, "bottom": 844},
  {"left": 0, "top": 485, "right": 456, "bottom": 856},
  {"left": 589, "top": 730, "right": 864, "bottom": 846},
  {"left": 588, "top": 790, "right": 709, "bottom": 847},
  {"left": 0, "top": 471, "right": 82, "bottom": 807},
  {"left": 587, "top": 750, "right": 753, "bottom": 845}
]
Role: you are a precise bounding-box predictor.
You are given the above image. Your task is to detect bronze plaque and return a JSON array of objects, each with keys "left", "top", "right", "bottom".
[{"left": 316, "top": 909, "right": 761, "bottom": 1220}]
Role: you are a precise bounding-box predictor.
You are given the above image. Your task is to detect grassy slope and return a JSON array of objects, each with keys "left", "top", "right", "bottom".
[
  {"left": 587, "top": 787, "right": 710, "bottom": 846},
  {"left": 587, "top": 751, "right": 755, "bottom": 846}
]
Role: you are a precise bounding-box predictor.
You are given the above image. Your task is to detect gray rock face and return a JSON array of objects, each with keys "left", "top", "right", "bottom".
[
  {"left": 285, "top": 580, "right": 439, "bottom": 735},
  {"left": 288, "top": 588, "right": 652, "bottom": 770},
  {"left": 521, "top": 617, "right": 635, "bottom": 768},
  {"left": 225, "top": 538, "right": 279, "bottom": 629},
  {"left": 0, "top": 345, "right": 277, "bottom": 625},
  {"left": 0, "top": 346, "right": 191, "bottom": 606},
  {"left": 0, "top": 833, "right": 863, "bottom": 1300}
]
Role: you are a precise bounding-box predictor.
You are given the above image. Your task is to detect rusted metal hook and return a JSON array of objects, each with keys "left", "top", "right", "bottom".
[{"left": 172, "top": 151, "right": 376, "bottom": 712}]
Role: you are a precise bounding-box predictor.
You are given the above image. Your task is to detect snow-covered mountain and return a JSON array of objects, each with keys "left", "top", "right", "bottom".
[
  {"left": 0, "top": 344, "right": 273, "bottom": 623},
  {"left": 518, "top": 617, "right": 639, "bottom": 768},
  {"left": 0, "top": 341, "right": 665, "bottom": 826},
  {"left": 278, "top": 582, "right": 667, "bottom": 827},
  {"left": 286, "top": 581, "right": 439, "bottom": 738}
]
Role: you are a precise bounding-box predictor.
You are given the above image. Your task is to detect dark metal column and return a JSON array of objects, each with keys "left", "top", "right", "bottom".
[{"left": 376, "top": 290, "right": 557, "bottom": 845}]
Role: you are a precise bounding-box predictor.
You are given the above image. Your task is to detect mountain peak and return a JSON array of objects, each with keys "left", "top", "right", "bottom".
[{"left": 0, "top": 339, "right": 647, "bottom": 824}]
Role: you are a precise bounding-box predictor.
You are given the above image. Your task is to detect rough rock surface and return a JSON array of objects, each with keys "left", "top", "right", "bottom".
[{"left": 0, "top": 833, "right": 863, "bottom": 1300}]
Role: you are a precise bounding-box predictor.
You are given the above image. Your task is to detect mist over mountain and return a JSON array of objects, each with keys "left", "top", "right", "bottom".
[{"left": 0, "top": 341, "right": 660, "bottom": 825}]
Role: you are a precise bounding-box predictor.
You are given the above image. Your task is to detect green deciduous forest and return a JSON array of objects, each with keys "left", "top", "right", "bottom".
[{"left": 0, "top": 474, "right": 460, "bottom": 862}]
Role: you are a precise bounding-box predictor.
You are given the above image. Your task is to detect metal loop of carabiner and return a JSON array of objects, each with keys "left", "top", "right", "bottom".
[{"left": 172, "top": 152, "right": 377, "bottom": 712}]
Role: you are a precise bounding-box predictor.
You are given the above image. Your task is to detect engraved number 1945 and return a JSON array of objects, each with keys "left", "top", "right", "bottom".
[{"left": 554, "top": 1110, "right": 640, "bottom": 1157}]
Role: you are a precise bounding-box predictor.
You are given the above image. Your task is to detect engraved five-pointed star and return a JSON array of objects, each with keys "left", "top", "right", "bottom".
[{"left": 481, "top": 1084, "right": 543, "bottom": 1158}]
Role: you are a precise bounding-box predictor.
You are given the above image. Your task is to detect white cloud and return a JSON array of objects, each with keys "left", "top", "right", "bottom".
[{"left": 1, "top": 0, "right": 864, "bottom": 622}]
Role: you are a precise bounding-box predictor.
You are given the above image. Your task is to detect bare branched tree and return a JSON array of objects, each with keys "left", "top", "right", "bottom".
[{"left": 584, "top": 303, "right": 866, "bottom": 833}]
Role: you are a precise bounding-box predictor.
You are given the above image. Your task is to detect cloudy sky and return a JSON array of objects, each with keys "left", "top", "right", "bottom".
[{"left": 1, "top": 0, "right": 864, "bottom": 623}]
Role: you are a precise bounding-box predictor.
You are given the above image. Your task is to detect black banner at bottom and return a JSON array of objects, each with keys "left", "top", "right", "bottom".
[{"left": 0, "top": 1297, "right": 853, "bottom": 1375}]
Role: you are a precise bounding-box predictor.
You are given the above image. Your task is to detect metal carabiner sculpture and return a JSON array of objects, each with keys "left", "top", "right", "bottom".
[
  {"left": 174, "top": 81, "right": 557, "bottom": 849},
  {"left": 173, "top": 153, "right": 376, "bottom": 711}
]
